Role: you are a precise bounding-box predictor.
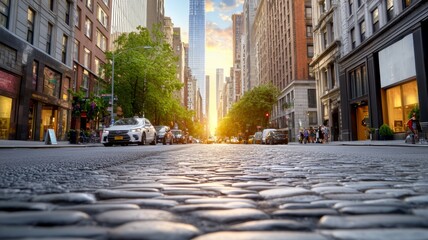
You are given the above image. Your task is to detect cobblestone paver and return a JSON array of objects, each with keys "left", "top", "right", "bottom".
[{"left": 1, "top": 144, "right": 428, "bottom": 239}]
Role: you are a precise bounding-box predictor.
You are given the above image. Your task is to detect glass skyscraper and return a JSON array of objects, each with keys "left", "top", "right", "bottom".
[{"left": 189, "top": 0, "right": 206, "bottom": 114}]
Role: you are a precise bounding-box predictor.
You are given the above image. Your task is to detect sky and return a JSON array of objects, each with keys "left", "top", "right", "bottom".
[{"left": 165, "top": 0, "right": 244, "bottom": 133}]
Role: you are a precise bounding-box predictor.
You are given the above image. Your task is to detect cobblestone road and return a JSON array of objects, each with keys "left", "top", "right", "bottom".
[{"left": 1, "top": 144, "right": 428, "bottom": 239}]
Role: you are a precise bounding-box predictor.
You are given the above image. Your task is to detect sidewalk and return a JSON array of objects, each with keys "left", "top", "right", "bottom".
[
  {"left": 0, "top": 139, "right": 427, "bottom": 149},
  {"left": 0, "top": 140, "right": 102, "bottom": 149}
]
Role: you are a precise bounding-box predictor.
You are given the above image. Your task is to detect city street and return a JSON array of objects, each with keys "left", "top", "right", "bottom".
[{"left": 1, "top": 144, "right": 428, "bottom": 239}]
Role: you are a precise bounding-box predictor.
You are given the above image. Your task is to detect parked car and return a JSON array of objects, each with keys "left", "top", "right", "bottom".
[
  {"left": 265, "top": 130, "right": 289, "bottom": 145},
  {"left": 101, "top": 117, "right": 156, "bottom": 146},
  {"left": 155, "top": 125, "right": 174, "bottom": 145},
  {"left": 261, "top": 128, "right": 276, "bottom": 144},
  {"left": 171, "top": 129, "right": 186, "bottom": 144},
  {"left": 247, "top": 135, "right": 255, "bottom": 144},
  {"left": 253, "top": 131, "right": 263, "bottom": 144}
]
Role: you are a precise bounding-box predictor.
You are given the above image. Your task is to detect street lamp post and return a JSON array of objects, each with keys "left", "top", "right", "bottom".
[{"left": 110, "top": 45, "right": 152, "bottom": 125}]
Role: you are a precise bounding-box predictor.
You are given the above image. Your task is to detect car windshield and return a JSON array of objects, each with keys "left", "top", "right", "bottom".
[
  {"left": 273, "top": 131, "right": 285, "bottom": 136},
  {"left": 155, "top": 126, "right": 165, "bottom": 132},
  {"left": 114, "top": 118, "right": 139, "bottom": 126},
  {"left": 171, "top": 130, "right": 182, "bottom": 136}
]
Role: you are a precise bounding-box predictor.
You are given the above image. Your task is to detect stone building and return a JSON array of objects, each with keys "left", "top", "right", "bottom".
[
  {"left": 310, "top": 0, "right": 342, "bottom": 141},
  {"left": 338, "top": 0, "right": 428, "bottom": 141},
  {"left": 0, "top": 0, "right": 75, "bottom": 140}
]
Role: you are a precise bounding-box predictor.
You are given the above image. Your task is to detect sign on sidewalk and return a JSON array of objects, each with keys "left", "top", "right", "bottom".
[{"left": 44, "top": 129, "right": 57, "bottom": 145}]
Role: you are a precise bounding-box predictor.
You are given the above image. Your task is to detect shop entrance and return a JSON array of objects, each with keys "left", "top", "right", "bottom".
[
  {"left": 355, "top": 104, "right": 369, "bottom": 141},
  {"left": 0, "top": 95, "right": 12, "bottom": 139},
  {"left": 39, "top": 105, "right": 58, "bottom": 141}
]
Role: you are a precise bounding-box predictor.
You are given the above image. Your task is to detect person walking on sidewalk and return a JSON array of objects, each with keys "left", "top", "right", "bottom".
[{"left": 407, "top": 112, "right": 422, "bottom": 144}]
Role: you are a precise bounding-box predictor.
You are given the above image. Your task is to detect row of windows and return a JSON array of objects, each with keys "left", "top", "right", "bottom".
[
  {"left": 349, "top": 64, "right": 368, "bottom": 100},
  {"left": 32, "top": 61, "right": 71, "bottom": 101},
  {"left": 349, "top": 0, "right": 416, "bottom": 50}
]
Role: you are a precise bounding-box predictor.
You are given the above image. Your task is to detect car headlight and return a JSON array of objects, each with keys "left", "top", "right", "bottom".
[
  {"left": 130, "top": 128, "right": 142, "bottom": 133},
  {"left": 103, "top": 130, "right": 109, "bottom": 134}
]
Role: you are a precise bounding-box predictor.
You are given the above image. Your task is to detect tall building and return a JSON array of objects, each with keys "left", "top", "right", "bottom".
[
  {"left": 232, "top": 14, "right": 243, "bottom": 102},
  {"left": 189, "top": 0, "right": 206, "bottom": 114},
  {"left": 216, "top": 68, "right": 224, "bottom": 113},
  {"left": 253, "top": 0, "right": 316, "bottom": 141},
  {"left": 242, "top": 0, "right": 259, "bottom": 92},
  {"left": 0, "top": 0, "right": 74, "bottom": 140},
  {"left": 173, "top": 27, "right": 186, "bottom": 106},
  {"left": 73, "top": 0, "right": 112, "bottom": 131},
  {"left": 110, "top": 0, "right": 164, "bottom": 47},
  {"left": 310, "top": 0, "right": 342, "bottom": 141},
  {"left": 338, "top": 0, "right": 428, "bottom": 141}
]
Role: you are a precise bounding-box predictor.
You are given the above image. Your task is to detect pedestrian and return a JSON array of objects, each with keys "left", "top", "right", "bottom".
[
  {"left": 318, "top": 125, "right": 324, "bottom": 143},
  {"left": 407, "top": 112, "right": 422, "bottom": 144},
  {"left": 323, "top": 126, "right": 330, "bottom": 143},
  {"left": 303, "top": 128, "right": 309, "bottom": 144}
]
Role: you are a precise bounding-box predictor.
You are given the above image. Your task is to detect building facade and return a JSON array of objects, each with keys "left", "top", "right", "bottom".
[
  {"left": 339, "top": 0, "right": 428, "bottom": 141},
  {"left": 257, "top": 0, "right": 316, "bottom": 142},
  {"left": 73, "top": 0, "right": 112, "bottom": 131},
  {"left": 0, "top": 0, "right": 75, "bottom": 141},
  {"left": 242, "top": 0, "right": 259, "bottom": 93},
  {"left": 310, "top": 0, "right": 342, "bottom": 141},
  {"left": 189, "top": 0, "right": 206, "bottom": 114}
]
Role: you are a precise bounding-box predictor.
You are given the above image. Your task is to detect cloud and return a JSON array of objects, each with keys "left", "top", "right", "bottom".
[
  {"left": 205, "top": 21, "right": 232, "bottom": 49},
  {"left": 219, "top": 13, "right": 231, "bottom": 22},
  {"left": 218, "top": 0, "right": 242, "bottom": 11},
  {"left": 206, "top": 0, "right": 215, "bottom": 12}
]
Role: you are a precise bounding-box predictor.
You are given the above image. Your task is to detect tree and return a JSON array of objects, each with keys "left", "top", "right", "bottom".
[
  {"left": 104, "top": 25, "right": 183, "bottom": 123},
  {"left": 216, "top": 84, "right": 279, "bottom": 138}
]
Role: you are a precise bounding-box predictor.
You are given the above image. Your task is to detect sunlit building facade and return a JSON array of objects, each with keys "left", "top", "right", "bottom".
[
  {"left": 0, "top": 0, "right": 74, "bottom": 140},
  {"left": 110, "top": 0, "right": 164, "bottom": 47},
  {"left": 232, "top": 14, "right": 243, "bottom": 102},
  {"left": 189, "top": 0, "right": 206, "bottom": 114},
  {"left": 339, "top": 0, "right": 428, "bottom": 141},
  {"left": 242, "top": 0, "right": 259, "bottom": 93},
  {"left": 310, "top": 0, "right": 342, "bottom": 141}
]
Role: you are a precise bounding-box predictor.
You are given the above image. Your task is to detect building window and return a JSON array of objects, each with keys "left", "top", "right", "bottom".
[
  {"left": 94, "top": 58, "right": 105, "bottom": 78},
  {"left": 356, "top": 0, "right": 361, "bottom": 7},
  {"left": 96, "top": 29, "right": 107, "bottom": 51},
  {"left": 73, "top": 64, "right": 77, "bottom": 90},
  {"left": 0, "top": 0, "right": 10, "bottom": 28},
  {"left": 385, "top": 80, "right": 418, "bottom": 133},
  {"left": 85, "top": 18, "right": 92, "bottom": 38},
  {"left": 43, "top": 66, "right": 61, "bottom": 98},
  {"left": 387, "top": 0, "right": 394, "bottom": 21},
  {"left": 46, "top": 23, "right": 53, "bottom": 54},
  {"left": 402, "top": 0, "right": 412, "bottom": 8},
  {"left": 372, "top": 8, "right": 379, "bottom": 33},
  {"left": 307, "top": 45, "right": 314, "bottom": 58},
  {"left": 349, "top": 64, "right": 368, "bottom": 99},
  {"left": 65, "top": 1, "right": 71, "bottom": 25},
  {"left": 103, "top": 0, "right": 109, "bottom": 6},
  {"left": 84, "top": 48, "right": 91, "bottom": 69},
  {"left": 320, "top": 1, "right": 325, "bottom": 14},
  {"left": 32, "top": 61, "right": 39, "bottom": 91},
  {"left": 308, "top": 89, "right": 317, "bottom": 108},
  {"left": 323, "top": 28, "right": 328, "bottom": 49},
  {"left": 62, "top": 35, "right": 68, "bottom": 64},
  {"left": 359, "top": 20, "right": 366, "bottom": 42},
  {"left": 62, "top": 77, "right": 70, "bottom": 101},
  {"left": 348, "top": 0, "right": 353, "bottom": 15},
  {"left": 73, "top": 39, "right": 79, "bottom": 61},
  {"left": 97, "top": 5, "right": 108, "bottom": 28},
  {"left": 48, "top": 0, "right": 54, "bottom": 11},
  {"left": 75, "top": 7, "right": 81, "bottom": 28},
  {"left": 306, "top": 25, "right": 313, "bottom": 37},
  {"left": 305, "top": 7, "right": 312, "bottom": 19},
  {"left": 330, "top": 63, "right": 336, "bottom": 88},
  {"left": 350, "top": 27, "right": 356, "bottom": 49},
  {"left": 308, "top": 111, "right": 317, "bottom": 125},
  {"left": 27, "top": 8, "right": 35, "bottom": 44},
  {"left": 82, "top": 70, "right": 89, "bottom": 95},
  {"left": 86, "top": 0, "right": 93, "bottom": 11}
]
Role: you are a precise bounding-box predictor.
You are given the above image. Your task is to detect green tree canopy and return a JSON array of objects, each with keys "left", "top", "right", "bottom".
[
  {"left": 216, "top": 84, "right": 279, "bottom": 138},
  {"left": 104, "top": 25, "right": 183, "bottom": 124}
]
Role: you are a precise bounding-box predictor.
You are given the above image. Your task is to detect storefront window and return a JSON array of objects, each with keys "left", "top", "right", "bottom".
[
  {"left": 43, "top": 67, "right": 61, "bottom": 98},
  {"left": 0, "top": 96, "right": 12, "bottom": 139},
  {"left": 385, "top": 80, "right": 418, "bottom": 132},
  {"left": 32, "top": 61, "right": 38, "bottom": 91},
  {"left": 62, "top": 77, "right": 70, "bottom": 101}
]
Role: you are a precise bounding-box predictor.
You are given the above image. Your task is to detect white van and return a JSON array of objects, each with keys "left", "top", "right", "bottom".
[{"left": 261, "top": 128, "right": 276, "bottom": 144}]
